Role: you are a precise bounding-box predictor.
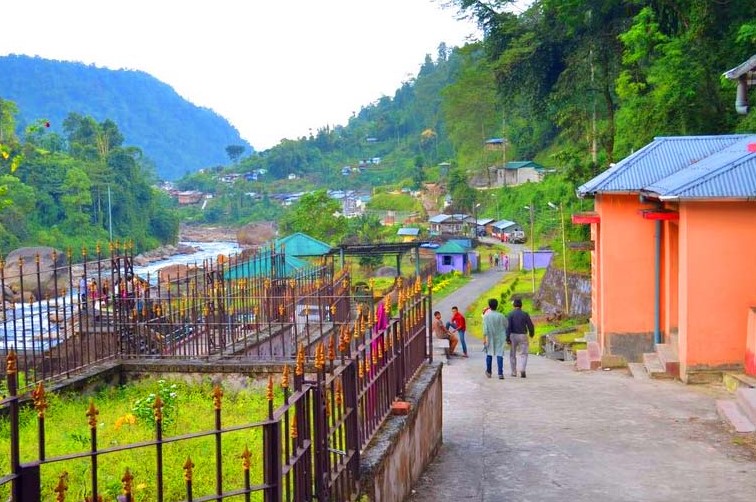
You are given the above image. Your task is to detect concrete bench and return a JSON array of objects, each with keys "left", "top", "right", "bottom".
[{"left": 434, "top": 338, "right": 451, "bottom": 359}]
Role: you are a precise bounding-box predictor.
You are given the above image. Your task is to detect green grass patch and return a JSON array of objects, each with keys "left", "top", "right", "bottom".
[
  {"left": 0, "top": 378, "right": 275, "bottom": 501},
  {"left": 425, "top": 270, "right": 470, "bottom": 302}
]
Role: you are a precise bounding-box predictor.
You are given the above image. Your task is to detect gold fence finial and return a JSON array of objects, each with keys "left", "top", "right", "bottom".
[
  {"left": 154, "top": 395, "right": 164, "bottom": 422},
  {"left": 281, "top": 365, "right": 290, "bottom": 389},
  {"left": 266, "top": 375, "right": 274, "bottom": 402},
  {"left": 32, "top": 381, "right": 48, "bottom": 418},
  {"left": 296, "top": 344, "right": 305, "bottom": 376},
  {"left": 86, "top": 400, "right": 99, "bottom": 429},
  {"left": 212, "top": 385, "right": 224, "bottom": 410},
  {"left": 121, "top": 468, "right": 134, "bottom": 498},
  {"left": 241, "top": 445, "right": 251, "bottom": 471},
  {"left": 54, "top": 471, "right": 69, "bottom": 501},
  {"left": 315, "top": 342, "right": 325, "bottom": 370},
  {"left": 183, "top": 456, "right": 194, "bottom": 481},
  {"left": 290, "top": 414, "right": 298, "bottom": 439},
  {"left": 6, "top": 350, "right": 17, "bottom": 375},
  {"left": 328, "top": 336, "right": 335, "bottom": 362}
]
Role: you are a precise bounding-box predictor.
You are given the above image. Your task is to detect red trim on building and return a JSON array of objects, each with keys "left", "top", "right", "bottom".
[
  {"left": 571, "top": 212, "right": 600, "bottom": 224},
  {"left": 640, "top": 210, "right": 679, "bottom": 221}
]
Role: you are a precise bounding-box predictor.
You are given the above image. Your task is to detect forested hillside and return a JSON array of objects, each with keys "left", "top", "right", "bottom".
[
  {"left": 0, "top": 55, "right": 251, "bottom": 180},
  {"left": 180, "top": 0, "right": 755, "bottom": 230},
  {"left": 0, "top": 104, "right": 179, "bottom": 254},
  {"left": 196, "top": 0, "right": 755, "bottom": 192}
]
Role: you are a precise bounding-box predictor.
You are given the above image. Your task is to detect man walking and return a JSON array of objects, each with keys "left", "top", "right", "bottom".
[
  {"left": 482, "top": 298, "right": 508, "bottom": 379},
  {"left": 508, "top": 298, "right": 535, "bottom": 378},
  {"left": 446, "top": 306, "right": 468, "bottom": 357}
]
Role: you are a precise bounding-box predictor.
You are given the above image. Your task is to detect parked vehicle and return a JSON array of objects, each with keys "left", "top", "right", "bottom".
[{"left": 505, "top": 230, "right": 526, "bottom": 243}]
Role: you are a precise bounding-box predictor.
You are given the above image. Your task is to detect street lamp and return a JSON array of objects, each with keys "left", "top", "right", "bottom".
[
  {"left": 548, "top": 201, "right": 569, "bottom": 315},
  {"left": 473, "top": 203, "right": 481, "bottom": 239},
  {"left": 523, "top": 205, "right": 535, "bottom": 293}
]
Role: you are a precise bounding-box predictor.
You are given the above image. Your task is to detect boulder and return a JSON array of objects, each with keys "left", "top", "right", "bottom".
[
  {"left": 2, "top": 247, "right": 68, "bottom": 301},
  {"left": 158, "top": 263, "right": 192, "bottom": 284},
  {"left": 237, "top": 222, "right": 277, "bottom": 246}
]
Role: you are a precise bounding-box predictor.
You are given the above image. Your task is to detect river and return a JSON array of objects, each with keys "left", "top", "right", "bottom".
[{"left": 1, "top": 241, "right": 240, "bottom": 351}]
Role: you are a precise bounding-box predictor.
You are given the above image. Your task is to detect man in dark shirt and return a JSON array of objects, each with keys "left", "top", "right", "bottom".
[{"left": 507, "top": 297, "right": 535, "bottom": 378}]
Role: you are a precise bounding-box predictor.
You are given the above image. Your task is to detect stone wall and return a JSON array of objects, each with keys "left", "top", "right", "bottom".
[
  {"left": 534, "top": 263, "right": 591, "bottom": 317},
  {"left": 359, "top": 362, "right": 443, "bottom": 501}
]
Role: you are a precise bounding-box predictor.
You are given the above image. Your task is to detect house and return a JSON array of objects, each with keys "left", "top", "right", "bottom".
[
  {"left": 428, "top": 213, "right": 475, "bottom": 236},
  {"left": 476, "top": 218, "right": 495, "bottom": 236},
  {"left": 434, "top": 240, "right": 478, "bottom": 275},
  {"left": 575, "top": 134, "right": 756, "bottom": 382},
  {"left": 397, "top": 228, "right": 420, "bottom": 242},
  {"left": 176, "top": 190, "right": 204, "bottom": 205},
  {"left": 490, "top": 161, "right": 545, "bottom": 187},
  {"left": 490, "top": 220, "right": 523, "bottom": 240}
]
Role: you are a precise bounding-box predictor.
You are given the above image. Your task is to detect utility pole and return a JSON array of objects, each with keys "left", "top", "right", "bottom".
[
  {"left": 524, "top": 205, "right": 536, "bottom": 293},
  {"left": 108, "top": 184, "right": 113, "bottom": 242},
  {"left": 549, "top": 202, "right": 570, "bottom": 314}
]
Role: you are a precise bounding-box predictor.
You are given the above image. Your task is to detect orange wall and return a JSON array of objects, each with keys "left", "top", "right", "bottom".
[
  {"left": 678, "top": 201, "right": 756, "bottom": 371},
  {"left": 595, "top": 194, "right": 658, "bottom": 337}
]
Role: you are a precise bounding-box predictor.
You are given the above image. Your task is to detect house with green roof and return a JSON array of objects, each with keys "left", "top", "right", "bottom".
[
  {"left": 490, "top": 161, "right": 545, "bottom": 187},
  {"left": 435, "top": 240, "right": 478, "bottom": 274}
]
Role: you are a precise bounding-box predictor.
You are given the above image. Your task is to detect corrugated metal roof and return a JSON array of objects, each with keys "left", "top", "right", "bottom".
[
  {"left": 578, "top": 135, "right": 754, "bottom": 198},
  {"left": 274, "top": 232, "right": 332, "bottom": 256},
  {"left": 397, "top": 228, "right": 420, "bottom": 236},
  {"left": 492, "top": 219, "right": 518, "bottom": 230},
  {"left": 429, "top": 214, "right": 451, "bottom": 223},
  {"left": 435, "top": 241, "right": 469, "bottom": 254},
  {"left": 646, "top": 137, "right": 756, "bottom": 199}
]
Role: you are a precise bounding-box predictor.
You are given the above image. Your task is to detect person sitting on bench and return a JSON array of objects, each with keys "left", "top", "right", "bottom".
[{"left": 432, "top": 310, "right": 459, "bottom": 356}]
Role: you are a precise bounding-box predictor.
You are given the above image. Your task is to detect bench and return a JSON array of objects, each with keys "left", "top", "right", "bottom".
[{"left": 434, "top": 338, "right": 451, "bottom": 360}]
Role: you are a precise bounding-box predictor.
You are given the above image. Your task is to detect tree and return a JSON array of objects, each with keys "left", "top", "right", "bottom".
[
  {"left": 225, "top": 145, "right": 245, "bottom": 164},
  {"left": 278, "top": 190, "right": 346, "bottom": 244},
  {"left": 60, "top": 166, "right": 92, "bottom": 231}
]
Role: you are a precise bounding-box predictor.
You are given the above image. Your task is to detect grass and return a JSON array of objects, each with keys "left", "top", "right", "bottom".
[{"left": 0, "top": 377, "right": 275, "bottom": 501}]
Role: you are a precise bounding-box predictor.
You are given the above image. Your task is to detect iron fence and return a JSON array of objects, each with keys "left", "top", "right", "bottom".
[{"left": 0, "top": 275, "right": 434, "bottom": 501}]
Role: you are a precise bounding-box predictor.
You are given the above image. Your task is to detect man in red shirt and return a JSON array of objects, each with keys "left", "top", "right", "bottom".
[{"left": 446, "top": 306, "right": 468, "bottom": 357}]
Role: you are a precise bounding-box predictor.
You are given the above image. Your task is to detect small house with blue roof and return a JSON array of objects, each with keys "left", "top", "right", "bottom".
[{"left": 575, "top": 134, "right": 756, "bottom": 382}]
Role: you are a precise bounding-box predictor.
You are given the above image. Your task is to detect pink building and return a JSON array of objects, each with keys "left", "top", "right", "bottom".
[{"left": 575, "top": 134, "right": 756, "bottom": 383}]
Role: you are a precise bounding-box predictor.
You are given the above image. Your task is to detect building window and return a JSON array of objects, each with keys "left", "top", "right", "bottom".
[{"left": 442, "top": 255, "right": 452, "bottom": 266}]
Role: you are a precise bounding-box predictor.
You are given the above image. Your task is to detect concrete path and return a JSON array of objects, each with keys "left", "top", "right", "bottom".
[{"left": 410, "top": 268, "right": 756, "bottom": 502}]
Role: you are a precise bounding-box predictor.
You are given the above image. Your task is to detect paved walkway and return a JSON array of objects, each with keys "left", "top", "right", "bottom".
[{"left": 410, "top": 267, "right": 756, "bottom": 502}]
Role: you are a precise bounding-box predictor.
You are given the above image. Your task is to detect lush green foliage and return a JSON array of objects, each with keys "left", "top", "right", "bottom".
[
  {"left": 366, "top": 192, "right": 423, "bottom": 213},
  {"left": 0, "top": 106, "right": 179, "bottom": 255}
]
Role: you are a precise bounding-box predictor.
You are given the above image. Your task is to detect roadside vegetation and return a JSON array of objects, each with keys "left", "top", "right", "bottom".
[{"left": 464, "top": 268, "right": 587, "bottom": 355}]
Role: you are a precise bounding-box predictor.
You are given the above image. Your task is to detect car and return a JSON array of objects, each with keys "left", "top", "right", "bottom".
[{"left": 506, "top": 230, "right": 526, "bottom": 243}]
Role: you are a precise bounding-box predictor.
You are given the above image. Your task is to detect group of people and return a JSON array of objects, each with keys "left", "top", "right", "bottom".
[
  {"left": 431, "top": 297, "right": 535, "bottom": 379},
  {"left": 488, "top": 252, "right": 510, "bottom": 271}
]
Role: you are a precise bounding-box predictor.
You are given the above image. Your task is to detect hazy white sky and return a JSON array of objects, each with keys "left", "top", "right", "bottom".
[{"left": 2, "top": 0, "right": 488, "bottom": 151}]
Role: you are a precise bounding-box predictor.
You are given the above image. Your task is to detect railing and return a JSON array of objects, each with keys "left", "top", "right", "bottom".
[
  {"left": 0, "top": 246, "right": 353, "bottom": 393},
  {"left": 0, "top": 277, "right": 433, "bottom": 501}
]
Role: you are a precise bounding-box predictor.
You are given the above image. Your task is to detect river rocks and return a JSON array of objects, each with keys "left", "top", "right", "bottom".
[
  {"left": 133, "top": 244, "right": 199, "bottom": 266},
  {"left": 2, "top": 246, "right": 68, "bottom": 301}
]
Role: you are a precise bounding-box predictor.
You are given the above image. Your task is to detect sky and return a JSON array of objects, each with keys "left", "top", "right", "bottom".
[{"left": 1, "top": 0, "right": 497, "bottom": 151}]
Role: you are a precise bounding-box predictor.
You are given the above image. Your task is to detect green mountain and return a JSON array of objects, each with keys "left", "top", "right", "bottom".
[{"left": 0, "top": 54, "right": 251, "bottom": 180}]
